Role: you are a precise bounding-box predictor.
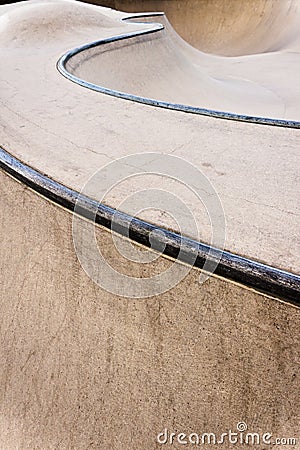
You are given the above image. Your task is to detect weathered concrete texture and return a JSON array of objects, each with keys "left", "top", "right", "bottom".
[
  {"left": 1, "top": 163, "right": 299, "bottom": 449},
  {"left": 0, "top": 1, "right": 299, "bottom": 448}
]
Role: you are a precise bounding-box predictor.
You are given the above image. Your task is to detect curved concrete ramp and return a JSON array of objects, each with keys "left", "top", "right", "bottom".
[
  {"left": 0, "top": 1, "right": 300, "bottom": 449},
  {"left": 61, "top": 8, "right": 300, "bottom": 123},
  {"left": 91, "top": 0, "right": 300, "bottom": 55}
]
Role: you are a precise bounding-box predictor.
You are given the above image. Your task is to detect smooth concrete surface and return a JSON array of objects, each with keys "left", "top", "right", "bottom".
[
  {"left": 0, "top": 1, "right": 300, "bottom": 449},
  {"left": 66, "top": 13, "right": 300, "bottom": 121},
  {"left": 65, "top": 1, "right": 300, "bottom": 121},
  {"left": 1, "top": 169, "right": 300, "bottom": 449},
  {"left": 0, "top": 0, "right": 299, "bottom": 274},
  {"left": 88, "top": 0, "right": 300, "bottom": 56}
]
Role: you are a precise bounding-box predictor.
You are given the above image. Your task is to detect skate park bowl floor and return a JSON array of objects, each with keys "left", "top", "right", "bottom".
[
  {"left": 84, "top": 0, "right": 300, "bottom": 56},
  {"left": 0, "top": 0, "right": 300, "bottom": 448}
]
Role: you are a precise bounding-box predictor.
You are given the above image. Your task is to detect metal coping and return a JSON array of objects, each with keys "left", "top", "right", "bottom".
[{"left": 0, "top": 147, "right": 299, "bottom": 307}]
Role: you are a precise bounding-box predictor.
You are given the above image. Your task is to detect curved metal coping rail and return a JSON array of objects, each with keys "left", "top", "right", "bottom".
[
  {"left": 0, "top": 146, "right": 299, "bottom": 307},
  {"left": 57, "top": 12, "right": 300, "bottom": 129}
]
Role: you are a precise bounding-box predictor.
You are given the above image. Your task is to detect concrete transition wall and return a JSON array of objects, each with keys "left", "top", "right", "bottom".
[
  {"left": 1, "top": 168, "right": 299, "bottom": 448},
  {"left": 82, "top": 0, "right": 300, "bottom": 55}
]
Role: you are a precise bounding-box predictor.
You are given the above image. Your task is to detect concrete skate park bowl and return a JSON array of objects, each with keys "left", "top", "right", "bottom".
[{"left": 0, "top": 0, "right": 300, "bottom": 448}]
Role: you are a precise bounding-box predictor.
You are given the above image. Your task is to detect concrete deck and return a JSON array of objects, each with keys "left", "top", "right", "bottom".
[
  {"left": 1, "top": 0, "right": 299, "bottom": 274},
  {"left": 0, "top": 0, "right": 299, "bottom": 448}
]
